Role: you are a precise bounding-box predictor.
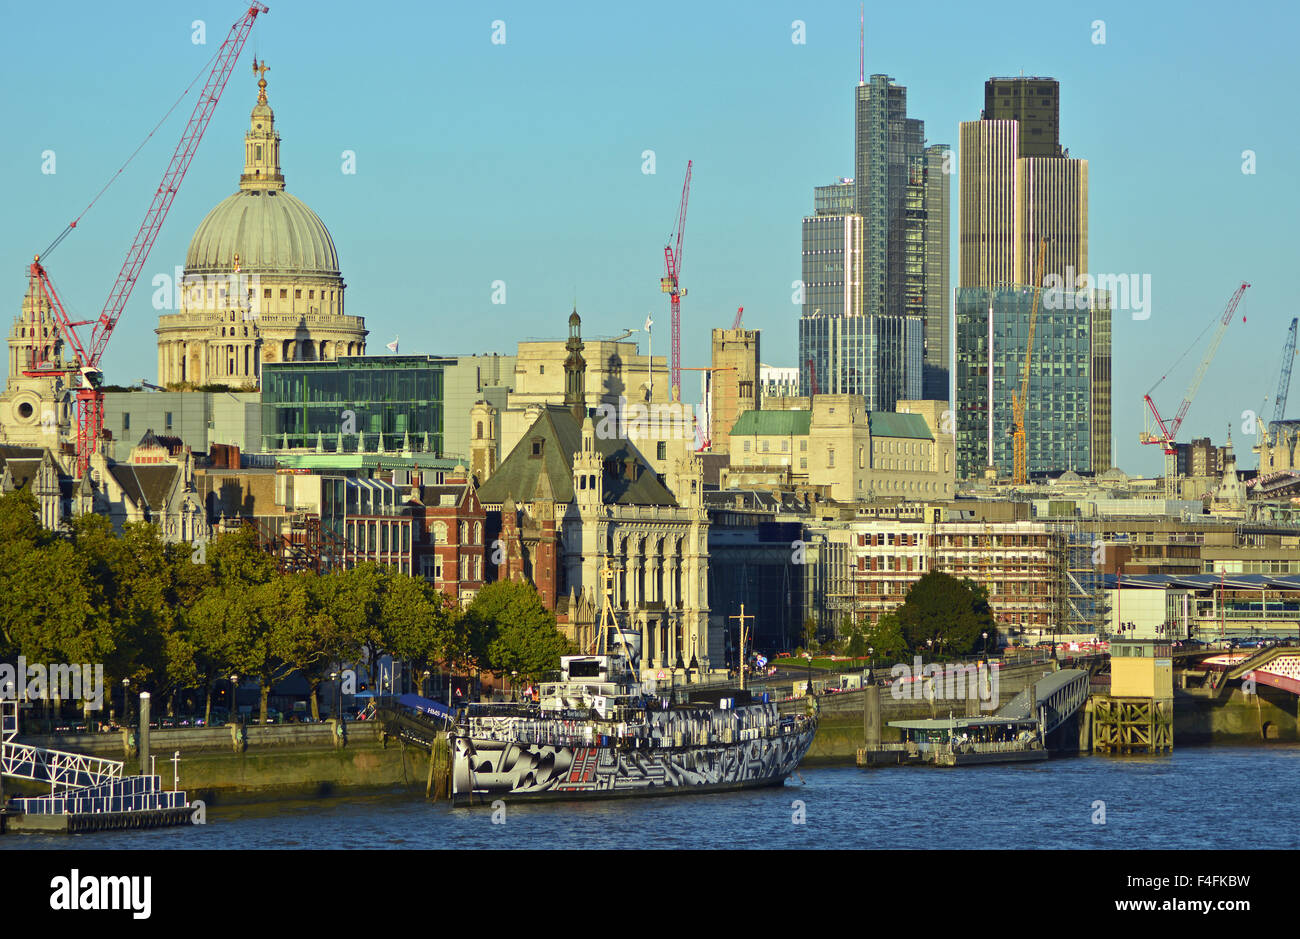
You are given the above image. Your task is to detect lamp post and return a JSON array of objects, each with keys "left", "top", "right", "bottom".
[
  {"left": 330, "top": 671, "right": 339, "bottom": 720},
  {"left": 981, "top": 631, "right": 989, "bottom": 658},
  {"left": 511, "top": 670, "right": 518, "bottom": 703},
  {"left": 868, "top": 646, "right": 874, "bottom": 681},
  {"left": 230, "top": 673, "right": 239, "bottom": 725},
  {"left": 803, "top": 651, "right": 813, "bottom": 699},
  {"left": 121, "top": 678, "right": 130, "bottom": 729}
]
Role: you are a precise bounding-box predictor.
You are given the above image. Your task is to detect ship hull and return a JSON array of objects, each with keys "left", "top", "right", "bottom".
[{"left": 451, "top": 725, "right": 817, "bottom": 806}]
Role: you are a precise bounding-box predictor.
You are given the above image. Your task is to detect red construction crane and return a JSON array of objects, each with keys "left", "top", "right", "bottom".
[
  {"left": 806, "top": 358, "right": 819, "bottom": 396},
  {"left": 1141, "top": 282, "right": 1250, "bottom": 454},
  {"left": 26, "top": 3, "right": 268, "bottom": 478},
  {"left": 661, "top": 160, "right": 692, "bottom": 401},
  {"left": 732, "top": 306, "right": 744, "bottom": 330}
]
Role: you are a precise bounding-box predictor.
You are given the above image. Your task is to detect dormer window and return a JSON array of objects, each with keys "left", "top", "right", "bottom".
[{"left": 531, "top": 438, "right": 543, "bottom": 457}]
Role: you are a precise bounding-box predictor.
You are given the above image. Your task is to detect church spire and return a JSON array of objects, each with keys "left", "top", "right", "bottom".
[{"left": 241, "top": 59, "right": 284, "bottom": 192}]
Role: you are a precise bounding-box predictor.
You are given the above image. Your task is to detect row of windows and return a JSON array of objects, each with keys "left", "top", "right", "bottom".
[
  {"left": 422, "top": 520, "right": 482, "bottom": 545},
  {"left": 345, "top": 520, "right": 412, "bottom": 554},
  {"left": 422, "top": 553, "right": 483, "bottom": 582}
]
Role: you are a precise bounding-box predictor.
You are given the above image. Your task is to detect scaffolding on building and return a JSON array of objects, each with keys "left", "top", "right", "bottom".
[
  {"left": 1053, "top": 517, "right": 1109, "bottom": 636},
  {"left": 244, "top": 514, "right": 349, "bottom": 574}
]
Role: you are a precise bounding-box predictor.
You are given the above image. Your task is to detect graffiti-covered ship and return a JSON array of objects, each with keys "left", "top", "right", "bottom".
[{"left": 450, "top": 648, "right": 817, "bottom": 805}]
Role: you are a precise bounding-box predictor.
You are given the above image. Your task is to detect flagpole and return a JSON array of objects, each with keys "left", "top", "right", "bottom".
[{"left": 647, "top": 314, "right": 653, "bottom": 401}]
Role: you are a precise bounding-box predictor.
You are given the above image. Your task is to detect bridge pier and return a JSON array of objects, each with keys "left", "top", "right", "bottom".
[{"left": 1092, "top": 695, "right": 1173, "bottom": 754}]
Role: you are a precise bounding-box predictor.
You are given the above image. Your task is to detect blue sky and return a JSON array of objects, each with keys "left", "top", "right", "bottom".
[{"left": 1, "top": 0, "right": 1295, "bottom": 476}]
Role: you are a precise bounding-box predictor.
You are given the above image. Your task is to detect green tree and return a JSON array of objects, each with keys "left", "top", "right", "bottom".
[
  {"left": 845, "top": 627, "right": 867, "bottom": 658},
  {"left": 895, "top": 572, "right": 996, "bottom": 656},
  {"left": 464, "top": 581, "right": 570, "bottom": 685},
  {"left": 382, "top": 575, "right": 455, "bottom": 697},
  {"left": 864, "top": 612, "right": 908, "bottom": 662}
]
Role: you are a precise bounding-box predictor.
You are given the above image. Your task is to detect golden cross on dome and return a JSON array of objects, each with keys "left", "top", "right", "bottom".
[{"left": 252, "top": 59, "right": 270, "bottom": 104}]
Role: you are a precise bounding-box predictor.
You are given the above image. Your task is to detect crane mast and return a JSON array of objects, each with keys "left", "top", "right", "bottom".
[
  {"left": 29, "top": 3, "right": 268, "bottom": 478},
  {"left": 662, "top": 160, "right": 692, "bottom": 401}
]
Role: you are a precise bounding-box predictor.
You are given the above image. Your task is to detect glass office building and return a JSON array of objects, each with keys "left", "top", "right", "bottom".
[
  {"left": 954, "top": 286, "right": 1109, "bottom": 479},
  {"left": 801, "top": 214, "right": 863, "bottom": 320},
  {"left": 261, "top": 355, "right": 453, "bottom": 454},
  {"left": 798, "top": 309, "right": 922, "bottom": 410}
]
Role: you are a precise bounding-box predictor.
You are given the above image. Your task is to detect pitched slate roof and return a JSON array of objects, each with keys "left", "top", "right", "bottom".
[
  {"left": 107, "top": 464, "right": 178, "bottom": 511},
  {"left": 478, "top": 405, "right": 676, "bottom": 507}
]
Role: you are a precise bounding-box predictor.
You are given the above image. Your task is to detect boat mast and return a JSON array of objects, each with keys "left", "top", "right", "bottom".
[{"left": 730, "top": 605, "right": 755, "bottom": 691}]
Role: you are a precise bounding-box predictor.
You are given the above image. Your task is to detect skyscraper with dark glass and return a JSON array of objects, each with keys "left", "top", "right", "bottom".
[
  {"left": 798, "top": 73, "right": 949, "bottom": 408},
  {"left": 955, "top": 76, "right": 1112, "bottom": 478}
]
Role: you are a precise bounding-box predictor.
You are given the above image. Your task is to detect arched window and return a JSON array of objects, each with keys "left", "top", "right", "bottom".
[{"left": 476, "top": 421, "right": 484, "bottom": 439}]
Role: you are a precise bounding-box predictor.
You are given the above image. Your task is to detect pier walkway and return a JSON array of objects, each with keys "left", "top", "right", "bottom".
[
  {"left": 995, "top": 669, "right": 1091, "bottom": 735},
  {"left": 1, "top": 701, "right": 190, "bottom": 830}
]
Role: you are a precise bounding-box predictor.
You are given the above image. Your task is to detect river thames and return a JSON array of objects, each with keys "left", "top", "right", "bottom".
[{"left": 4, "top": 745, "right": 1298, "bottom": 850}]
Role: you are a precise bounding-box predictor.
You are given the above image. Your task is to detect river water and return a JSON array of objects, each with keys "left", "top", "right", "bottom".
[{"left": 5, "top": 745, "right": 1298, "bottom": 850}]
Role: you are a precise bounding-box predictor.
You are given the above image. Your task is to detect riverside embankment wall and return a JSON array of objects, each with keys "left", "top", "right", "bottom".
[{"left": 13, "top": 721, "right": 421, "bottom": 804}]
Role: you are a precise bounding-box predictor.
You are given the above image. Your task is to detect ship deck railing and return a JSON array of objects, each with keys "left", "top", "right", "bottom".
[{"left": 460, "top": 714, "right": 816, "bottom": 750}]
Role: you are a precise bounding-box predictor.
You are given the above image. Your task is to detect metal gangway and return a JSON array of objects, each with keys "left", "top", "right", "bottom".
[
  {"left": 995, "top": 669, "right": 1090, "bottom": 736},
  {"left": 1, "top": 700, "right": 189, "bottom": 820},
  {"left": 1, "top": 700, "right": 123, "bottom": 790}
]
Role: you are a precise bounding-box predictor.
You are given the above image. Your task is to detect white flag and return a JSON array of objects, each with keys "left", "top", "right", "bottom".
[
  {"left": 644, "top": 314, "right": 653, "bottom": 333},
  {"left": 386, "top": 336, "right": 399, "bottom": 354}
]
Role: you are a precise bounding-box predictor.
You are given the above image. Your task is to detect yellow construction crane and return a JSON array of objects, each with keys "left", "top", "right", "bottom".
[{"left": 1011, "top": 237, "right": 1048, "bottom": 485}]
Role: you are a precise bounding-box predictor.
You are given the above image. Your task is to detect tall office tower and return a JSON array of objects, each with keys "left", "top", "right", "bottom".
[
  {"left": 797, "top": 211, "right": 922, "bottom": 408},
  {"left": 960, "top": 77, "right": 1086, "bottom": 286},
  {"left": 709, "top": 327, "right": 760, "bottom": 455},
  {"left": 910, "top": 144, "right": 950, "bottom": 400},
  {"left": 855, "top": 75, "right": 924, "bottom": 322},
  {"left": 797, "top": 73, "right": 948, "bottom": 407},
  {"left": 955, "top": 76, "right": 1111, "bottom": 477}
]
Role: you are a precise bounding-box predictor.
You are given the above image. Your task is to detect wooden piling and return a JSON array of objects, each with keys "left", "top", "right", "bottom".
[{"left": 430, "top": 734, "right": 451, "bottom": 801}]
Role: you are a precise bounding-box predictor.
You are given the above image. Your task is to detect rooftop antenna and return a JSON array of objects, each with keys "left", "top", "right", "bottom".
[{"left": 859, "top": 5, "right": 865, "bottom": 85}]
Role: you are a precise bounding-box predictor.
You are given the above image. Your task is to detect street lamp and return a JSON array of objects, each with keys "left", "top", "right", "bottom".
[
  {"left": 511, "top": 670, "right": 518, "bottom": 703},
  {"left": 330, "top": 671, "right": 339, "bottom": 720},
  {"left": 230, "top": 674, "right": 239, "bottom": 725},
  {"left": 868, "top": 646, "right": 874, "bottom": 679},
  {"left": 981, "top": 631, "right": 989, "bottom": 657},
  {"left": 803, "top": 651, "right": 813, "bottom": 699},
  {"left": 121, "top": 678, "right": 130, "bottom": 729}
]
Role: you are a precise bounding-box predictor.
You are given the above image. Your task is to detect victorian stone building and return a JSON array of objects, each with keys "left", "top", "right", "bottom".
[
  {"left": 477, "top": 311, "right": 715, "bottom": 676},
  {"left": 155, "top": 65, "right": 367, "bottom": 388}
]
